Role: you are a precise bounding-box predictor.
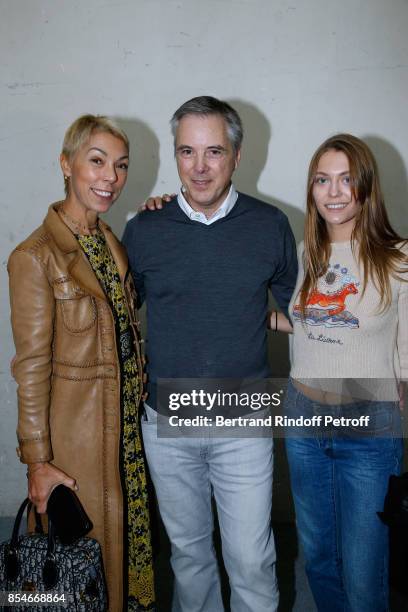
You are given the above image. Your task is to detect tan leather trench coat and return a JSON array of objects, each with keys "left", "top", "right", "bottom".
[{"left": 8, "top": 203, "right": 144, "bottom": 611}]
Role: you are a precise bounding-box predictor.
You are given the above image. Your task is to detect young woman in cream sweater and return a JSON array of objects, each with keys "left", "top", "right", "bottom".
[{"left": 274, "top": 134, "right": 407, "bottom": 612}]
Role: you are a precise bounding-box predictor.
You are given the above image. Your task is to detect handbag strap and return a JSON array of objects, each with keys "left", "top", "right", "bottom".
[
  {"left": 10, "top": 497, "right": 56, "bottom": 556},
  {"left": 7, "top": 498, "right": 59, "bottom": 590},
  {"left": 10, "top": 497, "right": 30, "bottom": 548},
  {"left": 33, "top": 505, "right": 44, "bottom": 534}
]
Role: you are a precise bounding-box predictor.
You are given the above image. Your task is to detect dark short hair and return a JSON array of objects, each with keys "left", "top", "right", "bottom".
[{"left": 170, "top": 96, "right": 243, "bottom": 154}]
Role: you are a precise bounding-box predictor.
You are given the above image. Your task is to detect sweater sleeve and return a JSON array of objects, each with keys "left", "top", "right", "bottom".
[
  {"left": 268, "top": 216, "right": 298, "bottom": 318},
  {"left": 397, "top": 277, "right": 408, "bottom": 380},
  {"left": 122, "top": 218, "right": 146, "bottom": 308}
]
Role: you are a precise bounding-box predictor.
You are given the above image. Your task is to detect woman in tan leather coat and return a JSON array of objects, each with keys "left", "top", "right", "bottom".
[{"left": 8, "top": 115, "right": 155, "bottom": 612}]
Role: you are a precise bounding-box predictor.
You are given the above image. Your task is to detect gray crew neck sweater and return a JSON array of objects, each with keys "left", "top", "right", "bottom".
[{"left": 122, "top": 193, "right": 298, "bottom": 408}]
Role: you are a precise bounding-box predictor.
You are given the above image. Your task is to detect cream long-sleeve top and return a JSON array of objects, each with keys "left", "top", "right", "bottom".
[{"left": 289, "top": 240, "right": 408, "bottom": 400}]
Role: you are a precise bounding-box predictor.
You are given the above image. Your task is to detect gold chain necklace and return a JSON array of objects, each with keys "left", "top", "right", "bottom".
[{"left": 59, "top": 204, "right": 98, "bottom": 234}]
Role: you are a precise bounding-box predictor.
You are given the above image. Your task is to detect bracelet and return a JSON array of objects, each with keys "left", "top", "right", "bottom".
[{"left": 274, "top": 310, "right": 278, "bottom": 332}]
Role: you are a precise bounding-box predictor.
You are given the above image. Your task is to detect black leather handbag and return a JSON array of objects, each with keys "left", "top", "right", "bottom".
[
  {"left": 0, "top": 498, "right": 107, "bottom": 611},
  {"left": 378, "top": 473, "right": 408, "bottom": 595},
  {"left": 378, "top": 472, "right": 408, "bottom": 528},
  {"left": 46, "top": 485, "right": 93, "bottom": 546}
]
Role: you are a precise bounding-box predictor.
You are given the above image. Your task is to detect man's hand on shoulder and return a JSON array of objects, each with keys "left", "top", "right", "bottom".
[{"left": 139, "top": 193, "right": 176, "bottom": 212}]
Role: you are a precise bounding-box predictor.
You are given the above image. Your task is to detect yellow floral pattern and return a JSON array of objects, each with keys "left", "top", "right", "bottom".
[{"left": 77, "top": 230, "right": 155, "bottom": 611}]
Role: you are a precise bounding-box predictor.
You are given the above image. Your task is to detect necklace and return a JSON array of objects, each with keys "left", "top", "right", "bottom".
[{"left": 59, "top": 204, "right": 98, "bottom": 234}]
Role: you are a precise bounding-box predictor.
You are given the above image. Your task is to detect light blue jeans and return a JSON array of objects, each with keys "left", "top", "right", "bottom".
[
  {"left": 284, "top": 380, "right": 403, "bottom": 612},
  {"left": 141, "top": 404, "right": 278, "bottom": 612}
]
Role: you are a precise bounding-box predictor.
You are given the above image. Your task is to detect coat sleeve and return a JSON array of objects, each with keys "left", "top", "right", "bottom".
[{"left": 8, "top": 249, "right": 55, "bottom": 463}]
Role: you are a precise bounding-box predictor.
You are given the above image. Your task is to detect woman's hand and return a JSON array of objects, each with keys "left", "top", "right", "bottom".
[
  {"left": 27, "top": 462, "right": 77, "bottom": 514},
  {"left": 268, "top": 310, "right": 293, "bottom": 334},
  {"left": 139, "top": 193, "right": 176, "bottom": 212}
]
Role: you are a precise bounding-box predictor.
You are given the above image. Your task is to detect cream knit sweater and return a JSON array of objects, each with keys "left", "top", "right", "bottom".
[{"left": 289, "top": 241, "right": 408, "bottom": 400}]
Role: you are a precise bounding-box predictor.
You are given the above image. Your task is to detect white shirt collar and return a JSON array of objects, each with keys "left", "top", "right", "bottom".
[{"left": 177, "top": 184, "right": 238, "bottom": 225}]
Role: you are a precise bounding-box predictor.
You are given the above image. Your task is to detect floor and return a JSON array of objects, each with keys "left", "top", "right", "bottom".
[
  {"left": 151, "top": 514, "right": 408, "bottom": 611},
  {"left": 1, "top": 516, "right": 407, "bottom": 611}
]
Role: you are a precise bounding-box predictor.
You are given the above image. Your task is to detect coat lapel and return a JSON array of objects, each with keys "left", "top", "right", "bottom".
[
  {"left": 44, "top": 203, "right": 107, "bottom": 301},
  {"left": 68, "top": 251, "right": 107, "bottom": 300}
]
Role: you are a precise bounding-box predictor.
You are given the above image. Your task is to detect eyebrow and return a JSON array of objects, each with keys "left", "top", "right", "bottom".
[
  {"left": 176, "top": 144, "right": 228, "bottom": 151},
  {"left": 315, "top": 170, "right": 349, "bottom": 176},
  {"left": 87, "top": 147, "right": 129, "bottom": 160}
]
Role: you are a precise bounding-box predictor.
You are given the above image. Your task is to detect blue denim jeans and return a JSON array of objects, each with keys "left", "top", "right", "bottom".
[
  {"left": 284, "top": 380, "right": 403, "bottom": 612},
  {"left": 141, "top": 404, "right": 278, "bottom": 612}
]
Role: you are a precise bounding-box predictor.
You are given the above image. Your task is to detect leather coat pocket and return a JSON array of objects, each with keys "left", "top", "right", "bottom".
[{"left": 54, "top": 279, "right": 97, "bottom": 333}]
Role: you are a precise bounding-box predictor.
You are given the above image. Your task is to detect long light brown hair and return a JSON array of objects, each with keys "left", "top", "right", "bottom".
[{"left": 299, "top": 133, "right": 407, "bottom": 314}]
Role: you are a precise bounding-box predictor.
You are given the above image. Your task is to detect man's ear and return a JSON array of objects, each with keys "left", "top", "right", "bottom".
[
  {"left": 234, "top": 149, "right": 241, "bottom": 170},
  {"left": 60, "top": 153, "right": 72, "bottom": 178}
]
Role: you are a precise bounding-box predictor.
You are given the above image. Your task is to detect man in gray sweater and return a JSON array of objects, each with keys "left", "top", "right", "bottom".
[{"left": 123, "top": 96, "right": 297, "bottom": 612}]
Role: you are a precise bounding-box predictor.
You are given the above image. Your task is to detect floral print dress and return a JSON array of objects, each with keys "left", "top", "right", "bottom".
[{"left": 77, "top": 230, "right": 155, "bottom": 612}]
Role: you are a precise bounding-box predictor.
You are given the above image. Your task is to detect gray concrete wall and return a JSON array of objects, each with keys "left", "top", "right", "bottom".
[{"left": 1, "top": 0, "right": 408, "bottom": 515}]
